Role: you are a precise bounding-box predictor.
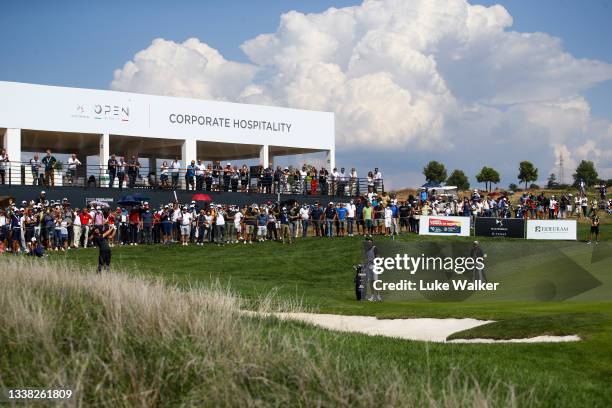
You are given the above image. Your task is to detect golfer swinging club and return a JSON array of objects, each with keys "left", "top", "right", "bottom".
[
  {"left": 364, "top": 237, "right": 382, "bottom": 302},
  {"left": 90, "top": 227, "right": 112, "bottom": 273}
]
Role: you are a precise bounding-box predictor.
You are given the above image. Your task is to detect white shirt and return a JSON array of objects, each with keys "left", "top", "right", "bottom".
[
  {"left": 374, "top": 171, "right": 382, "bottom": 180},
  {"left": 384, "top": 207, "right": 392, "bottom": 220},
  {"left": 67, "top": 157, "right": 81, "bottom": 170},
  {"left": 347, "top": 203, "right": 356, "bottom": 218},
  {"left": 180, "top": 212, "right": 192, "bottom": 226},
  {"left": 215, "top": 211, "right": 225, "bottom": 226},
  {"left": 195, "top": 163, "right": 206, "bottom": 176},
  {"left": 170, "top": 161, "right": 181, "bottom": 174},
  {"left": 299, "top": 207, "right": 310, "bottom": 220},
  {"left": 233, "top": 211, "right": 243, "bottom": 226}
]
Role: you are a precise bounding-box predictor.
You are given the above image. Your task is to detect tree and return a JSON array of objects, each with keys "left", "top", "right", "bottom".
[
  {"left": 422, "top": 161, "right": 447, "bottom": 184},
  {"left": 508, "top": 183, "right": 519, "bottom": 191},
  {"left": 518, "top": 161, "right": 538, "bottom": 190},
  {"left": 573, "top": 160, "right": 598, "bottom": 187},
  {"left": 446, "top": 169, "right": 470, "bottom": 190},
  {"left": 546, "top": 173, "right": 558, "bottom": 189},
  {"left": 475, "top": 166, "right": 501, "bottom": 192}
]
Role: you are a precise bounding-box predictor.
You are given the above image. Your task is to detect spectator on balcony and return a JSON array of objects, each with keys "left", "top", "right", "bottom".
[
  {"left": 67, "top": 154, "right": 82, "bottom": 185},
  {"left": 116, "top": 157, "right": 126, "bottom": 190},
  {"left": 350, "top": 168, "right": 358, "bottom": 196},
  {"left": 159, "top": 161, "right": 169, "bottom": 188},
  {"left": 319, "top": 167, "right": 328, "bottom": 195},
  {"left": 374, "top": 167, "right": 383, "bottom": 193},
  {"left": 185, "top": 160, "right": 196, "bottom": 191},
  {"left": 338, "top": 167, "right": 348, "bottom": 197},
  {"left": 168, "top": 158, "right": 180, "bottom": 189},
  {"left": 107, "top": 154, "right": 118, "bottom": 188},
  {"left": 222, "top": 163, "right": 232, "bottom": 192},
  {"left": 310, "top": 168, "right": 318, "bottom": 195},
  {"left": 0, "top": 149, "right": 9, "bottom": 185},
  {"left": 29, "top": 154, "right": 42, "bottom": 186},
  {"left": 239, "top": 165, "right": 249, "bottom": 192},
  {"left": 42, "top": 150, "right": 57, "bottom": 187},
  {"left": 330, "top": 167, "right": 339, "bottom": 196},
  {"left": 367, "top": 171, "right": 374, "bottom": 193},
  {"left": 231, "top": 165, "right": 240, "bottom": 192},
  {"left": 195, "top": 159, "right": 205, "bottom": 190},
  {"left": 205, "top": 163, "right": 214, "bottom": 191},
  {"left": 127, "top": 155, "right": 140, "bottom": 188}
]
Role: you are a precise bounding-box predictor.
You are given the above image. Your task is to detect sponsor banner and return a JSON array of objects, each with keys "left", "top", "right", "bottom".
[
  {"left": 474, "top": 217, "right": 525, "bottom": 238},
  {"left": 419, "top": 216, "right": 471, "bottom": 237},
  {"left": 526, "top": 220, "right": 577, "bottom": 240}
]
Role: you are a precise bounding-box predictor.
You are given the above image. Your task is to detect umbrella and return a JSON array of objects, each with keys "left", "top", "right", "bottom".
[
  {"left": 117, "top": 195, "right": 142, "bottom": 206},
  {"left": 88, "top": 200, "right": 110, "bottom": 208},
  {"left": 192, "top": 193, "right": 212, "bottom": 202},
  {"left": 132, "top": 193, "right": 150, "bottom": 201}
]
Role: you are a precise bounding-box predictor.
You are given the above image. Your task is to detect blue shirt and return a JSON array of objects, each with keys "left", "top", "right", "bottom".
[
  {"left": 186, "top": 165, "right": 195, "bottom": 177},
  {"left": 336, "top": 207, "right": 347, "bottom": 220},
  {"left": 257, "top": 214, "right": 267, "bottom": 226}
]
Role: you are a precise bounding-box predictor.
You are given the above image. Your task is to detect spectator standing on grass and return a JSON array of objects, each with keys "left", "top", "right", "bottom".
[
  {"left": 347, "top": 200, "right": 356, "bottom": 237},
  {"left": 290, "top": 202, "right": 300, "bottom": 238},
  {"left": 215, "top": 206, "right": 226, "bottom": 245},
  {"left": 336, "top": 203, "right": 347, "bottom": 237},
  {"left": 280, "top": 206, "right": 292, "bottom": 244},
  {"left": 325, "top": 202, "right": 336, "bottom": 237},
  {"left": 128, "top": 207, "right": 140, "bottom": 245},
  {"left": 141, "top": 204, "right": 153, "bottom": 244},
  {"left": 299, "top": 204, "right": 310, "bottom": 237},
  {"left": 179, "top": 207, "right": 192, "bottom": 246},
  {"left": 311, "top": 202, "right": 324, "bottom": 237}
]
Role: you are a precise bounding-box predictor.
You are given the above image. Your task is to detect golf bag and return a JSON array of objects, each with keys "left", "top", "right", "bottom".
[{"left": 354, "top": 264, "right": 367, "bottom": 301}]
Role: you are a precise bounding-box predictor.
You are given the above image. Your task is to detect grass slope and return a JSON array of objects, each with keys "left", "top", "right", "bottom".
[{"left": 47, "top": 227, "right": 612, "bottom": 406}]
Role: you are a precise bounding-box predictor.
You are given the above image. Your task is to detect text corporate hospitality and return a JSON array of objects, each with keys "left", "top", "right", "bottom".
[{"left": 168, "top": 113, "right": 293, "bottom": 133}]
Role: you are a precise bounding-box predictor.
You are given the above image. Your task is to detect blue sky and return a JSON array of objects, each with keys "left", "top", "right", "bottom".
[{"left": 2, "top": 0, "right": 611, "bottom": 188}]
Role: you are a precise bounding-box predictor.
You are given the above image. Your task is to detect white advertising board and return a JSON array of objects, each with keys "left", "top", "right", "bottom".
[
  {"left": 0, "top": 81, "right": 334, "bottom": 150},
  {"left": 418, "top": 216, "right": 471, "bottom": 237},
  {"left": 526, "top": 220, "right": 577, "bottom": 240}
]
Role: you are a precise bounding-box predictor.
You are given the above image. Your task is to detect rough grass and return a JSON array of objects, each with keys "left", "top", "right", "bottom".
[{"left": 0, "top": 257, "right": 530, "bottom": 407}]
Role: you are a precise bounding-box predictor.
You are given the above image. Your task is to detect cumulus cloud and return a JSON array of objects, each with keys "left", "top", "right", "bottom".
[
  {"left": 111, "top": 38, "right": 257, "bottom": 101},
  {"left": 111, "top": 0, "right": 612, "bottom": 187}
]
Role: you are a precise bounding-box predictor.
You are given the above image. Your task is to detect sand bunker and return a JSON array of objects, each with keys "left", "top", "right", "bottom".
[{"left": 252, "top": 312, "right": 580, "bottom": 344}]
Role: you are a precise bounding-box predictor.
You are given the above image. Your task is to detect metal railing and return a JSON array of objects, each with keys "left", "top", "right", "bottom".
[{"left": 0, "top": 161, "right": 385, "bottom": 197}]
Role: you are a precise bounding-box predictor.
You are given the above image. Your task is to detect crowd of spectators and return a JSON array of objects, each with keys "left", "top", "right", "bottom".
[{"left": 1, "top": 183, "right": 608, "bottom": 256}]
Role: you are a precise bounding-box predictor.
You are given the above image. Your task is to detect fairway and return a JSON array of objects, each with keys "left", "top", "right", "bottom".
[{"left": 46, "top": 225, "right": 612, "bottom": 407}]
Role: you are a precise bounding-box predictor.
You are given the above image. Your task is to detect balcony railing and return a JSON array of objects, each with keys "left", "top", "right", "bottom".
[{"left": 0, "top": 161, "right": 384, "bottom": 197}]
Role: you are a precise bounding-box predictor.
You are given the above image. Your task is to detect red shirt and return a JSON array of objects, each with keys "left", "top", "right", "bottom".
[
  {"left": 79, "top": 212, "right": 92, "bottom": 225},
  {"left": 129, "top": 210, "right": 140, "bottom": 224}
]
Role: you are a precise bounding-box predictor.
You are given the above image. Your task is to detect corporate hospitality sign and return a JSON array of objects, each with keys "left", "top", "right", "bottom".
[
  {"left": 475, "top": 217, "right": 526, "bottom": 238},
  {"left": 0, "top": 81, "right": 334, "bottom": 151},
  {"left": 526, "top": 220, "right": 577, "bottom": 240},
  {"left": 419, "top": 216, "right": 471, "bottom": 237}
]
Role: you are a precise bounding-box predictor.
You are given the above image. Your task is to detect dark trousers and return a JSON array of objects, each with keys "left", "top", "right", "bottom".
[
  {"left": 109, "top": 171, "right": 116, "bottom": 188},
  {"left": 117, "top": 172, "right": 125, "bottom": 189}
]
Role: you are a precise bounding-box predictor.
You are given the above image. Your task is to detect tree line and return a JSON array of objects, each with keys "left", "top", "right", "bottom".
[{"left": 421, "top": 159, "right": 605, "bottom": 192}]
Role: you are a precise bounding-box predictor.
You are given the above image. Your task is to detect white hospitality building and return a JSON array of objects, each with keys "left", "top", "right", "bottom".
[{"left": 0, "top": 81, "right": 335, "bottom": 185}]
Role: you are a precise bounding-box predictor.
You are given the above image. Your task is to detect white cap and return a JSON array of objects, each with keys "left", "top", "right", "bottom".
[
  {"left": 31, "top": 237, "right": 37, "bottom": 242},
  {"left": 96, "top": 206, "right": 101, "bottom": 210}
]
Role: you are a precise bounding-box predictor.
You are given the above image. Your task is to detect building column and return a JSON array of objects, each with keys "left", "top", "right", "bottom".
[
  {"left": 326, "top": 147, "right": 335, "bottom": 171},
  {"left": 259, "top": 144, "right": 269, "bottom": 168},
  {"left": 3, "top": 128, "right": 22, "bottom": 185},
  {"left": 99, "top": 133, "right": 109, "bottom": 187},
  {"left": 181, "top": 139, "right": 196, "bottom": 189}
]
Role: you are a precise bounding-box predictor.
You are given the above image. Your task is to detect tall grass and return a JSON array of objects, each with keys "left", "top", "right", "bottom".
[{"left": 0, "top": 257, "right": 530, "bottom": 407}]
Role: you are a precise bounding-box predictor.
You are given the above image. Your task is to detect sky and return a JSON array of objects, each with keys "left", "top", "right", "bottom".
[{"left": 1, "top": 0, "right": 612, "bottom": 189}]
